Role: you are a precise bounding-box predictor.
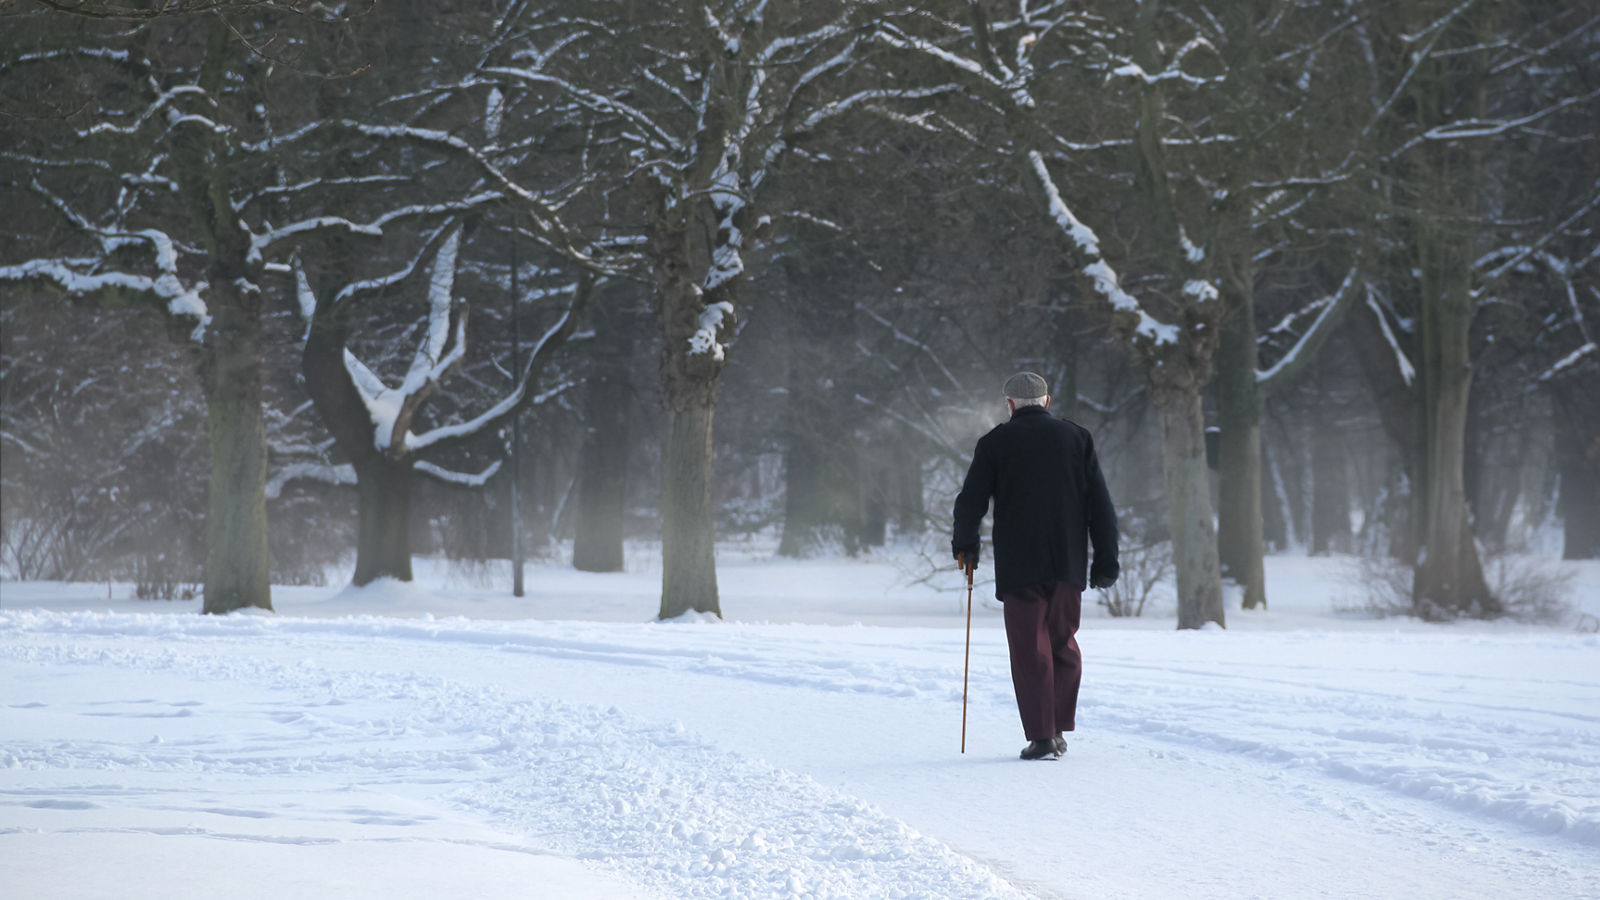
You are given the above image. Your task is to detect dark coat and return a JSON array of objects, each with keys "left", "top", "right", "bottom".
[{"left": 952, "top": 405, "right": 1119, "bottom": 599}]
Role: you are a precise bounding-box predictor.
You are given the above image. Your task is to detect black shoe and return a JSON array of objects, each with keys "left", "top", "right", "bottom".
[
  {"left": 1019, "top": 739, "right": 1060, "bottom": 761},
  {"left": 1052, "top": 734, "right": 1067, "bottom": 756}
]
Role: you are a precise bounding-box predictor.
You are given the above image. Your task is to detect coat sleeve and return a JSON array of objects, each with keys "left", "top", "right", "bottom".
[
  {"left": 1084, "top": 432, "right": 1120, "bottom": 581},
  {"left": 951, "top": 435, "right": 995, "bottom": 559}
]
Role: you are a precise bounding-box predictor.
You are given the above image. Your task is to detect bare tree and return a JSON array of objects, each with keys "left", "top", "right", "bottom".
[
  {"left": 0, "top": 9, "right": 373, "bottom": 612},
  {"left": 484, "top": 0, "right": 945, "bottom": 617}
]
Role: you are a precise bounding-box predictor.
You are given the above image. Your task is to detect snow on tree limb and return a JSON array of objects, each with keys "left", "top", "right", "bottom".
[
  {"left": 1538, "top": 343, "right": 1596, "bottom": 383},
  {"left": 264, "top": 463, "right": 357, "bottom": 500},
  {"left": 407, "top": 279, "right": 588, "bottom": 456},
  {"left": 1256, "top": 258, "right": 1365, "bottom": 389},
  {"left": 1365, "top": 291, "right": 1416, "bottom": 387},
  {"left": 400, "top": 227, "right": 467, "bottom": 401},
  {"left": 408, "top": 378, "right": 575, "bottom": 455},
  {"left": 482, "top": 67, "right": 682, "bottom": 154},
  {"left": 250, "top": 216, "right": 383, "bottom": 262},
  {"left": 415, "top": 459, "right": 503, "bottom": 488},
  {"left": 327, "top": 227, "right": 470, "bottom": 454},
  {"left": 1473, "top": 188, "right": 1600, "bottom": 295},
  {"left": 342, "top": 349, "right": 404, "bottom": 452},
  {"left": 1026, "top": 151, "right": 1179, "bottom": 346},
  {"left": 854, "top": 302, "right": 964, "bottom": 391},
  {"left": 875, "top": 23, "right": 995, "bottom": 84},
  {"left": 687, "top": 301, "right": 734, "bottom": 361},
  {"left": 1109, "top": 32, "right": 1224, "bottom": 88},
  {"left": 0, "top": 247, "right": 209, "bottom": 342}
]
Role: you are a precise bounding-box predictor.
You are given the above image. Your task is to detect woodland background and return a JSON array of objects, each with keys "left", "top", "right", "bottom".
[{"left": 1, "top": 0, "right": 1595, "bottom": 625}]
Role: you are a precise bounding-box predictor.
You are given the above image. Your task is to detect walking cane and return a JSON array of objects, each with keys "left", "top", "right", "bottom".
[{"left": 960, "top": 555, "right": 974, "bottom": 753}]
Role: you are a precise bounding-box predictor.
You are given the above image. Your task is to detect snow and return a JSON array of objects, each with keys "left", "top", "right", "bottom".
[
  {"left": 1540, "top": 342, "right": 1594, "bottom": 382},
  {"left": 484, "top": 87, "right": 505, "bottom": 142},
  {"left": 414, "top": 458, "right": 502, "bottom": 487},
  {"left": 3, "top": 551, "right": 1599, "bottom": 899},
  {"left": 688, "top": 301, "right": 735, "bottom": 361},
  {"left": 263, "top": 462, "right": 358, "bottom": 499},
  {"left": 1366, "top": 292, "right": 1417, "bottom": 387},
  {"left": 1256, "top": 264, "right": 1362, "bottom": 385},
  {"left": 1179, "top": 226, "right": 1205, "bottom": 263},
  {"left": 1181, "top": 279, "right": 1219, "bottom": 304}
]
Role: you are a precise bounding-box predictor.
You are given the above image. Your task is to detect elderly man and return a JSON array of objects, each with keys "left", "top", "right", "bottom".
[{"left": 952, "top": 372, "right": 1119, "bottom": 760}]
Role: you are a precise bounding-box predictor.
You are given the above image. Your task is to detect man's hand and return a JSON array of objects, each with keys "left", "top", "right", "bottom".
[
  {"left": 953, "top": 548, "right": 978, "bottom": 578},
  {"left": 1089, "top": 562, "right": 1118, "bottom": 590}
]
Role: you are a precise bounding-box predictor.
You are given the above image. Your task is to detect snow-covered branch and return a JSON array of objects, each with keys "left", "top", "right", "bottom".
[
  {"left": 334, "top": 228, "right": 469, "bottom": 454},
  {"left": 1365, "top": 289, "right": 1416, "bottom": 387},
  {"left": 264, "top": 463, "right": 357, "bottom": 500},
  {"left": 1473, "top": 188, "right": 1600, "bottom": 294},
  {"left": 1026, "top": 151, "right": 1179, "bottom": 347},
  {"left": 0, "top": 244, "right": 209, "bottom": 342},
  {"left": 854, "top": 303, "right": 964, "bottom": 391},
  {"left": 407, "top": 276, "right": 589, "bottom": 456},
  {"left": 415, "top": 459, "right": 503, "bottom": 488},
  {"left": 482, "top": 67, "right": 681, "bottom": 154},
  {"left": 1257, "top": 257, "right": 1365, "bottom": 390}
]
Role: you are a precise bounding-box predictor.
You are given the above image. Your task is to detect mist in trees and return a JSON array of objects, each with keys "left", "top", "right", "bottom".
[{"left": 2, "top": 1, "right": 1595, "bottom": 626}]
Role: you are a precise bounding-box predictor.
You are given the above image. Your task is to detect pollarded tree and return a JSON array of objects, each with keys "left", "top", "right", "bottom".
[
  {"left": 214, "top": 1, "right": 627, "bottom": 586},
  {"left": 291, "top": 224, "right": 587, "bottom": 585}
]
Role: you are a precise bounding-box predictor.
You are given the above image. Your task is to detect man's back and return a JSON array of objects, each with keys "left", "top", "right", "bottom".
[{"left": 952, "top": 405, "right": 1117, "bottom": 597}]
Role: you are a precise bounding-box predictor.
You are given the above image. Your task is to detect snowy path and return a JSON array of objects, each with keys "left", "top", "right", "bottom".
[{"left": 4, "top": 609, "right": 1598, "bottom": 898}]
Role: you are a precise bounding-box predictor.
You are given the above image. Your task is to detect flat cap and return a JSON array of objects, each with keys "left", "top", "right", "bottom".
[{"left": 1003, "top": 371, "right": 1049, "bottom": 400}]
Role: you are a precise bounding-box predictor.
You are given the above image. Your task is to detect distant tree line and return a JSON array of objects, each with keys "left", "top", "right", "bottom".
[{"left": 1, "top": 0, "right": 1595, "bottom": 624}]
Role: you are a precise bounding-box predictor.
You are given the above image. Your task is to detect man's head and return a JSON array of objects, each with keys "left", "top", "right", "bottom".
[{"left": 1004, "top": 372, "right": 1050, "bottom": 413}]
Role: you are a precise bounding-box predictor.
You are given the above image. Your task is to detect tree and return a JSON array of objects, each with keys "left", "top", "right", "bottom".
[
  {"left": 1357, "top": 0, "right": 1598, "bottom": 616},
  {"left": 292, "top": 225, "right": 587, "bottom": 585},
  {"left": 879, "top": 1, "right": 1234, "bottom": 627},
  {"left": 0, "top": 8, "right": 364, "bottom": 612},
  {"left": 489, "top": 0, "right": 943, "bottom": 617},
  {"left": 570, "top": 281, "right": 644, "bottom": 573}
]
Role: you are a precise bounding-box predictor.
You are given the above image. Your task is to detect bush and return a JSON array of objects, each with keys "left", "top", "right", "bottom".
[
  {"left": 1339, "top": 553, "right": 1575, "bottom": 624},
  {"left": 1097, "top": 540, "right": 1171, "bottom": 618},
  {"left": 1487, "top": 555, "right": 1576, "bottom": 625}
]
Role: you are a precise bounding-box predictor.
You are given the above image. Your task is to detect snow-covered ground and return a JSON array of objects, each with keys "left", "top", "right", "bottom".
[{"left": 3, "top": 548, "right": 1598, "bottom": 899}]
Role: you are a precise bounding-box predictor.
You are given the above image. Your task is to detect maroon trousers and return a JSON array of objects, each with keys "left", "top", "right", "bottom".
[{"left": 1001, "top": 580, "right": 1083, "bottom": 741}]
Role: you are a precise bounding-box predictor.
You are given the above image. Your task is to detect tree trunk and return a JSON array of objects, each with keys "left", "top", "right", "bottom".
[
  {"left": 1155, "top": 384, "right": 1226, "bottom": 629},
  {"left": 1311, "top": 415, "right": 1352, "bottom": 555},
  {"left": 1412, "top": 233, "right": 1496, "bottom": 617},
  {"left": 1261, "top": 439, "right": 1290, "bottom": 552},
  {"left": 1550, "top": 380, "right": 1600, "bottom": 559},
  {"left": 174, "top": 16, "right": 271, "bottom": 615},
  {"left": 572, "top": 298, "right": 635, "bottom": 573},
  {"left": 776, "top": 341, "right": 859, "bottom": 557},
  {"left": 659, "top": 387, "right": 719, "bottom": 618},
  {"left": 653, "top": 207, "right": 725, "bottom": 618},
  {"left": 1557, "top": 428, "right": 1600, "bottom": 560},
  {"left": 571, "top": 387, "right": 631, "bottom": 572},
  {"left": 351, "top": 455, "right": 414, "bottom": 586},
  {"left": 200, "top": 290, "right": 272, "bottom": 614},
  {"left": 1215, "top": 258, "right": 1266, "bottom": 609},
  {"left": 777, "top": 422, "right": 860, "bottom": 557},
  {"left": 892, "top": 441, "right": 925, "bottom": 537}
]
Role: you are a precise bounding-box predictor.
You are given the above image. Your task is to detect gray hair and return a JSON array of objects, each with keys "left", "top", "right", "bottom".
[{"left": 1003, "top": 371, "right": 1049, "bottom": 402}]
